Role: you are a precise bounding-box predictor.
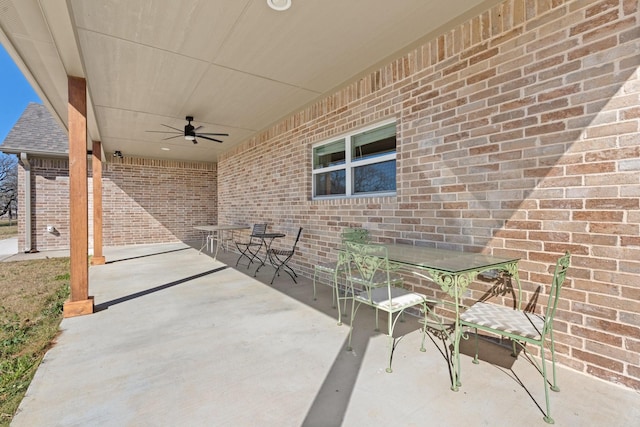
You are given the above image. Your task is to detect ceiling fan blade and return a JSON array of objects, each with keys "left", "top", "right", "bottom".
[
  {"left": 160, "top": 124, "right": 183, "bottom": 132},
  {"left": 162, "top": 135, "right": 183, "bottom": 140},
  {"left": 193, "top": 125, "right": 203, "bottom": 131},
  {"left": 197, "top": 135, "right": 224, "bottom": 143},
  {"left": 146, "top": 130, "right": 181, "bottom": 134},
  {"left": 196, "top": 132, "right": 229, "bottom": 137}
]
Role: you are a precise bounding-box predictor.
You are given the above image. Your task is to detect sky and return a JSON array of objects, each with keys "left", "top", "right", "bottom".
[{"left": 0, "top": 43, "right": 42, "bottom": 144}]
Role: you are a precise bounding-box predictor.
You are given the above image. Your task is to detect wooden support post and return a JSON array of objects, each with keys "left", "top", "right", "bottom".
[
  {"left": 91, "top": 140, "right": 105, "bottom": 265},
  {"left": 63, "top": 76, "right": 93, "bottom": 318}
]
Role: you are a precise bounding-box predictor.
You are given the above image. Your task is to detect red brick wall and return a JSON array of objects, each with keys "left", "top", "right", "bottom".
[
  {"left": 16, "top": 156, "right": 216, "bottom": 250},
  {"left": 218, "top": 0, "right": 640, "bottom": 389}
]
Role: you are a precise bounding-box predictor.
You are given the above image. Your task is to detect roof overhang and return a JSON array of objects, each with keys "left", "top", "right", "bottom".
[{"left": 1, "top": 0, "right": 502, "bottom": 162}]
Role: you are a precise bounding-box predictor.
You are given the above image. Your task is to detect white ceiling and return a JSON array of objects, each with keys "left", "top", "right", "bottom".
[{"left": 0, "top": 0, "right": 501, "bottom": 162}]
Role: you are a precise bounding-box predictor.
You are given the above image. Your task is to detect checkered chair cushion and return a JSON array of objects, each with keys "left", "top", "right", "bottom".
[{"left": 460, "top": 302, "right": 545, "bottom": 340}]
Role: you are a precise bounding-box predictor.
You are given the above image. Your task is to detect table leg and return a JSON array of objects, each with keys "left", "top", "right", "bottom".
[
  {"left": 253, "top": 237, "right": 270, "bottom": 275},
  {"left": 198, "top": 231, "right": 209, "bottom": 254},
  {"left": 213, "top": 230, "right": 221, "bottom": 260},
  {"left": 254, "top": 236, "right": 282, "bottom": 276}
]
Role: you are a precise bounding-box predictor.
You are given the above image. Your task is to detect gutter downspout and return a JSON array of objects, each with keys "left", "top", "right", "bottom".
[{"left": 20, "top": 153, "right": 32, "bottom": 252}]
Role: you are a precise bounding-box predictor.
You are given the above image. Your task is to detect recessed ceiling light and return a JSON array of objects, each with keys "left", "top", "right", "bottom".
[
  {"left": 267, "top": 0, "right": 291, "bottom": 11},
  {"left": 161, "top": 147, "right": 170, "bottom": 151}
]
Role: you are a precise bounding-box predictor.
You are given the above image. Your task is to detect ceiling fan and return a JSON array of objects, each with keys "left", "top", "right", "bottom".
[{"left": 147, "top": 116, "right": 228, "bottom": 144}]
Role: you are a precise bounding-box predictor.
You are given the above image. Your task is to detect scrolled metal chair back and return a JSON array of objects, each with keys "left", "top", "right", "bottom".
[
  {"left": 344, "top": 241, "right": 389, "bottom": 284},
  {"left": 341, "top": 228, "right": 371, "bottom": 244}
]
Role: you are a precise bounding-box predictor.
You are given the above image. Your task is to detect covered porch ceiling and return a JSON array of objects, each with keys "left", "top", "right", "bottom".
[{"left": 0, "top": 0, "right": 501, "bottom": 162}]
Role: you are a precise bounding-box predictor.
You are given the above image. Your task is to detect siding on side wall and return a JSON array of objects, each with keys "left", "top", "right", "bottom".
[
  {"left": 16, "top": 156, "right": 216, "bottom": 251},
  {"left": 217, "top": 0, "right": 640, "bottom": 390}
]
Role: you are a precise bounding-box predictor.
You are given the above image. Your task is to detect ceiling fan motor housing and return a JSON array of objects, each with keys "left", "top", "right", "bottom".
[{"left": 184, "top": 116, "right": 196, "bottom": 141}]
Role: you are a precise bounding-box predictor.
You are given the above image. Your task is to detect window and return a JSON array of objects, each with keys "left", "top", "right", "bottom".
[{"left": 312, "top": 121, "right": 396, "bottom": 198}]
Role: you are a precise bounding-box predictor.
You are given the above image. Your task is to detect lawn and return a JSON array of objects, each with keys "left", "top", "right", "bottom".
[
  {"left": 0, "top": 220, "right": 17, "bottom": 239},
  {"left": 0, "top": 257, "right": 70, "bottom": 426}
]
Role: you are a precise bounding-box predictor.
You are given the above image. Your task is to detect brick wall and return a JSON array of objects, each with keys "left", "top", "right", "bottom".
[
  {"left": 17, "top": 158, "right": 70, "bottom": 251},
  {"left": 218, "top": 0, "right": 640, "bottom": 389},
  {"left": 103, "top": 157, "right": 217, "bottom": 245},
  {"left": 16, "top": 156, "right": 217, "bottom": 250}
]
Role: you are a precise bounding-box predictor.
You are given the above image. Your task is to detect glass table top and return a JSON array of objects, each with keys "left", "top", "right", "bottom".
[{"left": 384, "top": 243, "right": 519, "bottom": 274}]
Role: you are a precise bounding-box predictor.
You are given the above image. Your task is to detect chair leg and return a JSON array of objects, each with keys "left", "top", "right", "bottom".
[
  {"left": 549, "top": 329, "right": 560, "bottom": 392},
  {"left": 246, "top": 245, "right": 263, "bottom": 269},
  {"left": 336, "top": 275, "right": 351, "bottom": 326},
  {"left": 386, "top": 311, "right": 394, "bottom": 373},
  {"left": 540, "top": 343, "right": 554, "bottom": 424},
  {"left": 346, "top": 300, "right": 361, "bottom": 352},
  {"left": 269, "top": 266, "right": 280, "bottom": 284},
  {"left": 235, "top": 249, "right": 245, "bottom": 266},
  {"left": 235, "top": 244, "right": 255, "bottom": 267},
  {"left": 419, "top": 304, "right": 428, "bottom": 353},
  {"left": 333, "top": 269, "right": 340, "bottom": 306},
  {"left": 341, "top": 287, "right": 349, "bottom": 318},
  {"left": 312, "top": 268, "right": 318, "bottom": 301},
  {"left": 472, "top": 328, "right": 480, "bottom": 364},
  {"left": 335, "top": 274, "right": 343, "bottom": 325},
  {"left": 267, "top": 252, "right": 296, "bottom": 285},
  {"left": 454, "top": 323, "right": 462, "bottom": 390},
  {"left": 331, "top": 274, "right": 337, "bottom": 308}
]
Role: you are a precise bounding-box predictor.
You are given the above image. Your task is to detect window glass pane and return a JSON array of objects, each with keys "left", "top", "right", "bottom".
[
  {"left": 353, "top": 160, "right": 396, "bottom": 194},
  {"left": 313, "top": 139, "right": 345, "bottom": 169},
  {"left": 352, "top": 123, "right": 396, "bottom": 161},
  {"left": 314, "top": 169, "right": 346, "bottom": 196}
]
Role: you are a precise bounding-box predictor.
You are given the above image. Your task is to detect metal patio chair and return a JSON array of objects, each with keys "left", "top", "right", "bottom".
[
  {"left": 459, "top": 251, "right": 571, "bottom": 424},
  {"left": 344, "top": 241, "right": 429, "bottom": 373},
  {"left": 235, "top": 223, "right": 268, "bottom": 268},
  {"left": 266, "top": 227, "right": 303, "bottom": 285},
  {"left": 312, "top": 228, "right": 371, "bottom": 325}
]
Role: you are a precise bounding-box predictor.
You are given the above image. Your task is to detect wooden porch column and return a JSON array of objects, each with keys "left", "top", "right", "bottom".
[
  {"left": 63, "top": 76, "right": 94, "bottom": 317},
  {"left": 91, "top": 140, "right": 105, "bottom": 265}
]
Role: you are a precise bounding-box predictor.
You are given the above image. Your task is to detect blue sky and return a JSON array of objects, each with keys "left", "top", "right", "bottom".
[{"left": 0, "top": 43, "right": 41, "bottom": 143}]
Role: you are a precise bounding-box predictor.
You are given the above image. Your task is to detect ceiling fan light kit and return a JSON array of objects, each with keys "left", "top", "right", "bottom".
[{"left": 267, "top": 0, "right": 291, "bottom": 11}]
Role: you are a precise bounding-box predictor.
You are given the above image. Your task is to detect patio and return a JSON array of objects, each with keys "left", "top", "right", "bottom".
[{"left": 9, "top": 242, "right": 640, "bottom": 426}]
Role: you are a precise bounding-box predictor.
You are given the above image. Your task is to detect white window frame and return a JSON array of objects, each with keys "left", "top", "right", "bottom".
[{"left": 312, "top": 119, "right": 397, "bottom": 200}]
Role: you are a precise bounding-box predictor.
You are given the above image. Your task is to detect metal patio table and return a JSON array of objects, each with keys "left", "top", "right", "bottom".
[
  {"left": 382, "top": 243, "right": 521, "bottom": 391},
  {"left": 194, "top": 224, "right": 250, "bottom": 260},
  {"left": 252, "top": 232, "right": 286, "bottom": 276}
]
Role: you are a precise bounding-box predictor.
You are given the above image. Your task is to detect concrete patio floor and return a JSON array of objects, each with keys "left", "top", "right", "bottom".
[{"left": 7, "top": 241, "right": 640, "bottom": 426}]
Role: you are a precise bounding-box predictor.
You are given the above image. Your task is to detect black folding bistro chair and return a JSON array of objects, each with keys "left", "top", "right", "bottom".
[
  {"left": 266, "top": 227, "right": 303, "bottom": 285},
  {"left": 235, "top": 223, "right": 268, "bottom": 268}
]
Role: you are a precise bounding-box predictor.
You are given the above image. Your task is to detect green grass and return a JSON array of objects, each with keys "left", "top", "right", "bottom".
[
  {"left": 0, "top": 258, "right": 70, "bottom": 426},
  {"left": 0, "top": 220, "right": 17, "bottom": 239}
]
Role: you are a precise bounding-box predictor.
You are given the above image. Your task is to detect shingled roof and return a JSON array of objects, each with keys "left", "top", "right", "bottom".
[{"left": 0, "top": 102, "right": 68, "bottom": 156}]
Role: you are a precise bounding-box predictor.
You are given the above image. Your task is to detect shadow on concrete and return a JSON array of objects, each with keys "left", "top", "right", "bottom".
[
  {"left": 205, "top": 242, "right": 460, "bottom": 426},
  {"left": 95, "top": 265, "right": 228, "bottom": 311},
  {"left": 104, "top": 246, "right": 191, "bottom": 264}
]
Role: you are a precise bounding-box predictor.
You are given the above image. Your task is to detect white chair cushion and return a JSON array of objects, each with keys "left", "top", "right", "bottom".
[
  {"left": 348, "top": 270, "right": 403, "bottom": 287},
  {"left": 356, "top": 287, "right": 426, "bottom": 311},
  {"left": 460, "top": 302, "right": 544, "bottom": 340},
  {"left": 314, "top": 262, "right": 338, "bottom": 273}
]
